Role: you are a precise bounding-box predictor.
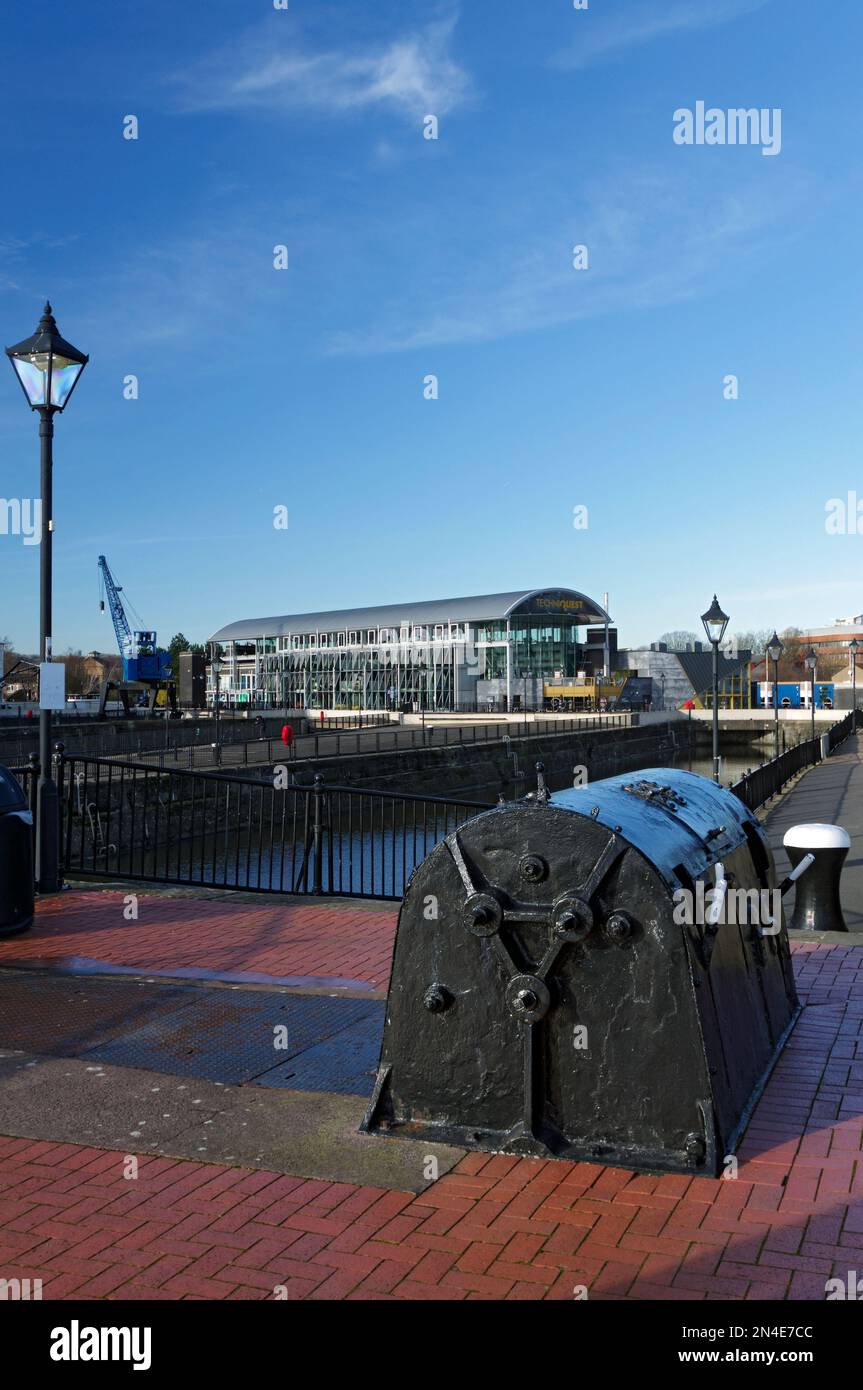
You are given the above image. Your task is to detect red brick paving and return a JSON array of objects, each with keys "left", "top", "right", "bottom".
[
  {"left": 0, "top": 895, "right": 862, "bottom": 1299},
  {"left": 2, "top": 889, "right": 396, "bottom": 990}
]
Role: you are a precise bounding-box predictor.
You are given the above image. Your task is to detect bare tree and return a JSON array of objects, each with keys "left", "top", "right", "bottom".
[
  {"left": 657, "top": 630, "right": 699, "bottom": 650},
  {"left": 730, "top": 629, "right": 774, "bottom": 657}
]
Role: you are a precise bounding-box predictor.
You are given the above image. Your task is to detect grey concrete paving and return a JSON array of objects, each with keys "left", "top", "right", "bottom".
[
  {"left": 764, "top": 734, "right": 863, "bottom": 931},
  {"left": 0, "top": 1050, "right": 462, "bottom": 1190},
  {"left": 0, "top": 967, "right": 464, "bottom": 1189}
]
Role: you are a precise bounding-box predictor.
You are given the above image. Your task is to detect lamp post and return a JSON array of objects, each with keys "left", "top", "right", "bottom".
[
  {"left": 5, "top": 304, "right": 88, "bottom": 893},
  {"left": 850, "top": 638, "right": 859, "bottom": 727},
  {"left": 804, "top": 647, "right": 817, "bottom": 745},
  {"left": 211, "top": 650, "right": 223, "bottom": 764},
  {"left": 701, "top": 595, "right": 730, "bottom": 783},
  {"left": 766, "top": 631, "right": 784, "bottom": 760}
]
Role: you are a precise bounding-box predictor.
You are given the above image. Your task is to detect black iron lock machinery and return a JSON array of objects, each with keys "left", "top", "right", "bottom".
[{"left": 363, "top": 766, "right": 800, "bottom": 1176}]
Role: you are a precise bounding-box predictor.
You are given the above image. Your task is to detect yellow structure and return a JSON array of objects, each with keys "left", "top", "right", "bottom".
[
  {"left": 542, "top": 674, "right": 626, "bottom": 710},
  {"left": 698, "top": 665, "right": 753, "bottom": 711}
]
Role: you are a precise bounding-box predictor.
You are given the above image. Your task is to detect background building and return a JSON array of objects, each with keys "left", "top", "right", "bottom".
[
  {"left": 618, "top": 642, "right": 752, "bottom": 710},
  {"left": 796, "top": 616, "right": 863, "bottom": 669},
  {"left": 209, "top": 588, "right": 612, "bottom": 712}
]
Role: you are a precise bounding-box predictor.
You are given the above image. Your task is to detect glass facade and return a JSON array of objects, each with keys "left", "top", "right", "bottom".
[
  {"left": 476, "top": 620, "right": 579, "bottom": 681},
  {"left": 241, "top": 645, "right": 457, "bottom": 710},
  {"left": 211, "top": 591, "right": 602, "bottom": 710}
]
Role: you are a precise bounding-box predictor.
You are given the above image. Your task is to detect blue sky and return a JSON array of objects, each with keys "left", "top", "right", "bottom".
[{"left": 1, "top": 0, "right": 861, "bottom": 654}]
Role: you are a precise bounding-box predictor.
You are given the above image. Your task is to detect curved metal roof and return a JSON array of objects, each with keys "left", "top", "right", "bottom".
[{"left": 210, "top": 588, "right": 611, "bottom": 643}]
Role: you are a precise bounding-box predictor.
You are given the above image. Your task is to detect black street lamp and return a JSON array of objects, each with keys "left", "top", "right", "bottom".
[
  {"left": 850, "top": 638, "right": 859, "bottom": 725},
  {"left": 701, "top": 594, "right": 729, "bottom": 783},
  {"left": 6, "top": 304, "right": 88, "bottom": 893},
  {"left": 804, "top": 647, "right": 818, "bottom": 744},
  {"left": 766, "top": 630, "right": 784, "bottom": 760}
]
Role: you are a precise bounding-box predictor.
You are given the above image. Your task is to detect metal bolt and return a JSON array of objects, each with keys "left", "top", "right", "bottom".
[
  {"left": 519, "top": 854, "right": 546, "bottom": 883},
  {"left": 423, "top": 984, "right": 451, "bottom": 1013},
  {"left": 605, "top": 912, "right": 633, "bottom": 943}
]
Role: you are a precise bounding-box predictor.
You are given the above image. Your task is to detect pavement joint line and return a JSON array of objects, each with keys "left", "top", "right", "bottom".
[
  {"left": 58, "top": 880, "right": 390, "bottom": 912},
  {"left": 0, "top": 957, "right": 384, "bottom": 999}
]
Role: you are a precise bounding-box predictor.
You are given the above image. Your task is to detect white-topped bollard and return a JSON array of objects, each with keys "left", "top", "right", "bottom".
[{"left": 782, "top": 823, "right": 850, "bottom": 933}]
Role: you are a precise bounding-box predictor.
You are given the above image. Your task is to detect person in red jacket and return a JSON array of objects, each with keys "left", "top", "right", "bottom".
[{"left": 281, "top": 723, "right": 294, "bottom": 757}]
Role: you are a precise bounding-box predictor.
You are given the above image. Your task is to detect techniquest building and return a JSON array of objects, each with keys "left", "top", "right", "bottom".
[{"left": 209, "top": 587, "right": 614, "bottom": 712}]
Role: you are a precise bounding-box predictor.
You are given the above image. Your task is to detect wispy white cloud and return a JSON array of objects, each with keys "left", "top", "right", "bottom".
[
  {"left": 0, "top": 234, "right": 81, "bottom": 294},
  {"left": 65, "top": 208, "right": 299, "bottom": 356},
  {"left": 169, "top": 15, "right": 472, "bottom": 121},
  {"left": 554, "top": 0, "right": 772, "bottom": 71},
  {"left": 326, "top": 165, "right": 809, "bottom": 356}
]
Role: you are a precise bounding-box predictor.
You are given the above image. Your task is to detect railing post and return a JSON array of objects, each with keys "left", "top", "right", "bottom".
[
  {"left": 312, "top": 774, "right": 323, "bottom": 895},
  {"left": 52, "top": 742, "right": 66, "bottom": 886},
  {"left": 27, "top": 750, "right": 40, "bottom": 822}
]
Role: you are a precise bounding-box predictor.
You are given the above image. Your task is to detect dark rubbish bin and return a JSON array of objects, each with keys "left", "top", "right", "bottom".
[
  {"left": 363, "top": 767, "right": 800, "bottom": 1176},
  {"left": 0, "top": 766, "right": 35, "bottom": 936}
]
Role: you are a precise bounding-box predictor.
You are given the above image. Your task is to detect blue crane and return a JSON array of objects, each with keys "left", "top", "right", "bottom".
[{"left": 97, "top": 555, "right": 172, "bottom": 683}]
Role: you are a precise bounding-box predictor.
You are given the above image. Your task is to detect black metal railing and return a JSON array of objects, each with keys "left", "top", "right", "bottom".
[
  {"left": 0, "top": 711, "right": 395, "bottom": 769},
  {"left": 0, "top": 715, "right": 304, "bottom": 768},
  {"left": 731, "top": 740, "right": 819, "bottom": 812},
  {"left": 2, "top": 709, "right": 628, "bottom": 772},
  {"left": 731, "top": 710, "right": 857, "bottom": 811},
  {"left": 38, "top": 711, "right": 860, "bottom": 899},
  {"left": 125, "top": 712, "right": 631, "bottom": 771},
  {"left": 57, "top": 755, "right": 491, "bottom": 900},
  {"left": 828, "top": 708, "right": 856, "bottom": 750}
]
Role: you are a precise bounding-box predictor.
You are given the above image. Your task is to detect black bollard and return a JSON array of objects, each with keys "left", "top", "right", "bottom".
[{"left": 782, "top": 823, "right": 850, "bottom": 932}]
